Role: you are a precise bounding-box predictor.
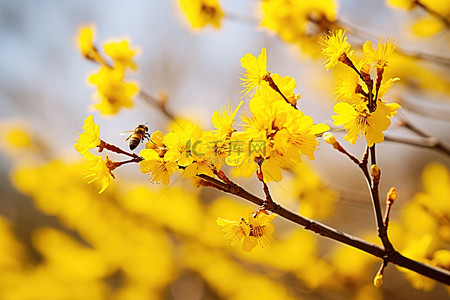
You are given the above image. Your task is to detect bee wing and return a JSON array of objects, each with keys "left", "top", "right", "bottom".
[
  {"left": 120, "top": 130, "right": 135, "bottom": 141},
  {"left": 119, "top": 130, "right": 134, "bottom": 136}
]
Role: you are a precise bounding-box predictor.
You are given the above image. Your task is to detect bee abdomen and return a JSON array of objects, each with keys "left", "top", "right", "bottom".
[{"left": 129, "top": 136, "right": 141, "bottom": 150}]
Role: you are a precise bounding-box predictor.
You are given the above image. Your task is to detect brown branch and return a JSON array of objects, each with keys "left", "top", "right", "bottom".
[
  {"left": 99, "top": 140, "right": 143, "bottom": 160},
  {"left": 107, "top": 142, "right": 450, "bottom": 284},
  {"left": 196, "top": 173, "right": 450, "bottom": 285},
  {"left": 262, "top": 73, "right": 298, "bottom": 109},
  {"left": 384, "top": 135, "right": 450, "bottom": 156}
]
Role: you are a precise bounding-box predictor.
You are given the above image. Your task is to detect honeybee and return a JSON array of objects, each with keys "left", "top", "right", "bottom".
[{"left": 122, "top": 124, "right": 150, "bottom": 150}]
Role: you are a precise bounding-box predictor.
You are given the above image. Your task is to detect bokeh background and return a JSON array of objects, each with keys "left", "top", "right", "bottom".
[{"left": 0, "top": 0, "right": 449, "bottom": 299}]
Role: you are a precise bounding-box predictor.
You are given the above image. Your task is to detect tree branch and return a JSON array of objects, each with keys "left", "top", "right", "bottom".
[{"left": 196, "top": 173, "right": 450, "bottom": 285}]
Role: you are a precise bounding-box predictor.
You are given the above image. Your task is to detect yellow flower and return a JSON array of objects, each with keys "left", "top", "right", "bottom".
[
  {"left": 104, "top": 40, "right": 139, "bottom": 70},
  {"left": 139, "top": 149, "right": 179, "bottom": 185},
  {"left": 227, "top": 97, "right": 328, "bottom": 182},
  {"left": 363, "top": 38, "right": 397, "bottom": 69},
  {"left": 217, "top": 207, "right": 277, "bottom": 251},
  {"left": 197, "top": 130, "right": 229, "bottom": 171},
  {"left": 144, "top": 130, "right": 166, "bottom": 156},
  {"left": 77, "top": 25, "right": 103, "bottom": 63},
  {"left": 216, "top": 217, "right": 251, "bottom": 247},
  {"left": 270, "top": 73, "right": 301, "bottom": 106},
  {"left": 285, "top": 112, "right": 330, "bottom": 160},
  {"left": 182, "top": 134, "right": 216, "bottom": 177},
  {"left": 240, "top": 48, "right": 269, "bottom": 97},
  {"left": 332, "top": 101, "right": 400, "bottom": 147},
  {"left": 412, "top": 15, "right": 445, "bottom": 37},
  {"left": 260, "top": 0, "right": 337, "bottom": 52},
  {"left": 163, "top": 124, "right": 202, "bottom": 166},
  {"left": 78, "top": 26, "right": 94, "bottom": 56},
  {"left": 178, "top": 0, "right": 224, "bottom": 29},
  {"left": 321, "top": 30, "right": 352, "bottom": 70},
  {"left": 212, "top": 101, "right": 243, "bottom": 139},
  {"left": 0, "top": 125, "right": 32, "bottom": 150},
  {"left": 88, "top": 66, "right": 138, "bottom": 115},
  {"left": 74, "top": 115, "right": 101, "bottom": 155},
  {"left": 83, "top": 153, "right": 116, "bottom": 193}
]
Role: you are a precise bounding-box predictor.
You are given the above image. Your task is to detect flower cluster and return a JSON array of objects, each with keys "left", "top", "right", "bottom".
[
  {"left": 137, "top": 48, "right": 328, "bottom": 184},
  {"left": 77, "top": 26, "right": 139, "bottom": 115},
  {"left": 74, "top": 115, "right": 119, "bottom": 193},
  {"left": 232, "top": 48, "right": 329, "bottom": 182},
  {"left": 321, "top": 30, "right": 401, "bottom": 147},
  {"left": 260, "top": 0, "right": 338, "bottom": 56}
]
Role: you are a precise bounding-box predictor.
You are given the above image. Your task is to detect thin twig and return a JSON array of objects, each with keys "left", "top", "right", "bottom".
[
  {"left": 398, "top": 113, "right": 450, "bottom": 156},
  {"left": 100, "top": 140, "right": 142, "bottom": 160},
  {"left": 369, "top": 148, "right": 394, "bottom": 252},
  {"left": 139, "top": 91, "right": 176, "bottom": 120}
]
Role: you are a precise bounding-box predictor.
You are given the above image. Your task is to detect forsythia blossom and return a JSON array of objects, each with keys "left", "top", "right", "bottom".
[
  {"left": 74, "top": 115, "right": 101, "bottom": 155},
  {"left": 322, "top": 31, "right": 401, "bottom": 147},
  {"left": 83, "top": 153, "right": 116, "bottom": 194},
  {"left": 240, "top": 48, "right": 269, "bottom": 97},
  {"left": 321, "top": 29, "right": 352, "bottom": 70},
  {"left": 363, "top": 38, "right": 397, "bottom": 69},
  {"left": 139, "top": 149, "right": 179, "bottom": 185},
  {"left": 178, "top": 0, "right": 224, "bottom": 29},
  {"left": 260, "top": 0, "right": 337, "bottom": 56},
  {"left": 217, "top": 208, "right": 277, "bottom": 252},
  {"left": 104, "top": 40, "right": 139, "bottom": 70},
  {"left": 88, "top": 66, "right": 138, "bottom": 115},
  {"left": 76, "top": 26, "right": 139, "bottom": 115},
  {"left": 231, "top": 48, "right": 328, "bottom": 182}
]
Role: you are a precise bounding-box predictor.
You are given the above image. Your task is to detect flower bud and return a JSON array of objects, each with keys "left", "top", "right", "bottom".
[
  {"left": 373, "top": 273, "right": 384, "bottom": 288},
  {"left": 323, "top": 132, "right": 337, "bottom": 145},
  {"left": 371, "top": 164, "right": 380, "bottom": 178},
  {"left": 387, "top": 187, "right": 397, "bottom": 204}
]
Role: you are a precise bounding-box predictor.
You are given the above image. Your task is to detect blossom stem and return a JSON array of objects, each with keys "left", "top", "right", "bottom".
[
  {"left": 330, "top": 138, "right": 361, "bottom": 165},
  {"left": 339, "top": 54, "right": 375, "bottom": 110},
  {"left": 197, "top": 172, "right": 450, "bottom": 284},
  {"left": 374, "top": 68, "right": 383, "bottom": 102},
  {"left": 370, "top": 145, "right": 377, "bottom": 166},
  {"left": 115, "top": 158, "right": 141, "bottom": 167},
  {"left": 101, "top": 141, "right": 143, "bottom": 160},
  {"left": 398, "top": 113, "right": 450, "bottom": 156},
  {"left": 367, "top": 147, "right": 394, "bottom": 252},
  {"left": 383, "top": 199, "right": 394, "bottom": 228},
  {"left": 256, "top": 165, "right": 274, "bottom": 204},
  {"left": 262, "top": 73, "right": 298, "bottom": 109},
  {"left": 384, "top": 134, "right": 449, "bottom": 155}
]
